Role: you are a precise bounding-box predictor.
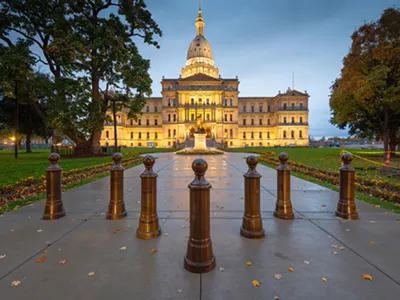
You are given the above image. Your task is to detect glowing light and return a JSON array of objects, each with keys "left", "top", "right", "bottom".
[{"left": 10, "top": 136, "right": 15, "bottom": 141}]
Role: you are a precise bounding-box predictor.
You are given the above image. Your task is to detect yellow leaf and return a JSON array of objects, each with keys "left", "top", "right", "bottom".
[
  {"left": 245, "top": 261, "right": 252, "bottom": 266},
  {"left": 288, "top": 267, "right": 294, "bottom": 272},
  {"left": 59, "top": 260, "right": 68, "bottom": 265},
  {"left": 252, "top": 280, "right": 260, "bottom": 287},
  {"left": 11, "top": 280, "right": 21, "bottom": 287},
  {"left": 368, "top": 241, "right": 374, "bottom": 245},
  {"left": 88, "top": 271, "right": 95, "bottom": 276},
  {"left": 339, "top": 246, "right": 345, "bottom": 250},
  {"left": 41, "top": 249, "right": 48, "bottom": 254},
  {"left": 374, "top": 205, "right": 380, "bottom": 208},
  {"left": 151, "top": 248, "right": 158, "bottom": 253},
  {"left": 184, "top": 217, "right": 189, "bottom": 221},
  {"left": 36, "top": 257, "right": 47, "bottom": 263},
  {"left": 361, "top": 274, "right": 373, "bottom": 281},
  {"left": 322, "top": 277, "right": 327, "bottom": 282}
]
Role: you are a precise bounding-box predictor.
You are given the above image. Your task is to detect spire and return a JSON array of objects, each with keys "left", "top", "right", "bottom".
[{"left": 195, "top": 1, "right": 205, "bottom": 36}]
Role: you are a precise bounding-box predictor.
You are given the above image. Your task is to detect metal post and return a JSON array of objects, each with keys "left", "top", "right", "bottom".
[
  {"left": 184, "top": 158, "right": 216, "bottom": 273},
  {"left": 14, "top": 80, "right": 18, "bottom": 159},
  {"left": 240, "top": 156, "right": 265, "bottom": 238},
  {"left": 335, "top": 153, "right": 359, "bottom": 220},
  {"left": 136, "top": 155, "right": 161, "bottom": 239},
  {"left": 274, "top": 152, "right": 294, "bottom": 219},
  {"left": 106, "top": 153, "right": 127, "bottom": 220},
  {"left": 112, "top": 99, "right": 118, "bottom": 153},
  {"left": 42, "top": 153, "right": 66, "bottom": 220}
]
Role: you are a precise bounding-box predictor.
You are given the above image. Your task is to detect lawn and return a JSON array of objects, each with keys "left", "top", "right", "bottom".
[{"left": 0, "top": 148, "right": 171, "bottom": 187}]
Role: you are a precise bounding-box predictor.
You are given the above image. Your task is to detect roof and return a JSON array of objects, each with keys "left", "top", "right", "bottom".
[
  {"left": 187, "top": 35, "right": 213, "bottom": 61},
  {"left": 279, "top": 88, "right": 309, "bottom": 97}
]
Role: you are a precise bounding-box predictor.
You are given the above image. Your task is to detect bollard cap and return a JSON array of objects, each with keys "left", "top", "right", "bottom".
[
  {"left": 48, "top": 153, "right": 60, "bottom": 165},
  {"left": 342, "top": 153, "right": 353, "bottom": 165},
  {"left": 278, "top": 152, "right": 289, "bottom": 165},
  {"left": 143, "top": 155, "right": 156, "bottom": 170},
  {"left": 112, "top": 152, "right": 123, "bottom": 165},
  {"left": 246, "top": 155, "right": 258, "bottom": 170},
  {"left": 192, "top": 158, "right": 208, "bottom": 176}
]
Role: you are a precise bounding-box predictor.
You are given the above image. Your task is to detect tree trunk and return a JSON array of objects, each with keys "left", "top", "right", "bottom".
[{"left": 26, "top": 132, "right": 32, "bottom": 153}]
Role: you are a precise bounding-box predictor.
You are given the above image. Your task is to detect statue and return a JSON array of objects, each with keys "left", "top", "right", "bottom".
[{"left": 196, "top": 115, "right": 205, "bottom": 133}]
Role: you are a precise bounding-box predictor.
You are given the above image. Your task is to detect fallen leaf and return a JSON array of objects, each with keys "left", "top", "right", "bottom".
[
  {"left": 113, "top": 228, "right": 121, "bottom": 234},
  {"left": 120, "top": 246, "right": 127, "bottom": 251},
  {"left": 339, "top": 246, "right": 345, "bottom": 250},
  {"left": 332, "top": 251, "right": 338, "bottom": 255},
  {"left": 164, "top": 233, "right": 168, "bottom": 236},
  {"left": 332, "top": 244, "right": 338, "bottom": 248},
  {"left": 83, "top": 218, "right": 88, "bottom": 221},
  {"left": 252, "top": 280, "right": 260, "bottom": 287},
  {"left": 370, "top": 220, "right": 376, "bottom": 223},
  {"left": 10, "top": 229, "right": 15, "bottom": 232},
  {"left": 288, "top": 267, "right": 294, "bottom": 272},
  {"left": 345, "top": 229, "right": 350, "bottom": 232},
  {"left": 36, "top": 257, "right": 47, "bottom": 263},
  {"left": 184, "top": 217, "right": 189, "bottom": 221},
  {"left": 59, "top": 260, "right": 68, "bottom": 265},
  {"left": 177, "top": 289, "right": 182, "bottom": 293},
  {"left": 37, "top": 229, "right": 43, "bottom": 232},
  {"left": 274, "top": 297, "right": 280, "bottom": 300},
  {"left": 11, "top": 280, "right": 21, "bottom": 287},
  {"left": 219, "top": 267, "right": 225, "bottom": 272},
  {"left": 245, "top": 261, "right": 252, "bottom": 266},
  {"left": 181, "top": 225, "right": 186, "bottom": 228},
  {"left": 151, "top": 248, "right": 157, "bottom": 253},
  {"left": 304, "top": 260, "right": 311, "bottom": 264},
  {"left": 274, "top": 274, "right": 282, "bottom": 279},
  {"left": 361, "top": 274, "right": 373, "bottom": 281},
  {"left": 72, "top": 218, "right": 76, "bottom": 221},
  {"left": 88, "top": 271, "right": 95, "bottom": 276},
  {"left": 322, "top": 277, "right": 327, "bottom": 283},
  {"left": 240, "top": 197, "right": 244, "bottom": 200},
  {"left": 368, "top": 241, "right": 374, "bottom": 245},
  {"left": 41, "top": 249, "right": 48, "bottom": 254},
  {"left": 0, "top": 255, "right": 6, "bottom": 259},
  {"left": 384, "top": 212, "right": 389, "bottom": 215}
]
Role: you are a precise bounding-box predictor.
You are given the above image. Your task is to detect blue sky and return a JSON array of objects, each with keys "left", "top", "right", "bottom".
[{"left": 136, "top": 0, "right": 397, "bottom": 138}]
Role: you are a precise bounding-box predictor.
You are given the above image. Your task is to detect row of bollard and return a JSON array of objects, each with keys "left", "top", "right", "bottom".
[{"left": 42, "top": 151, "right": 359, "bottom": 274}]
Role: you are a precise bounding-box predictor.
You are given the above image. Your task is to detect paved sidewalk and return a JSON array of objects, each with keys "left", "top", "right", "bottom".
[{"left": 0, "top": 153, "right": 399, "bottom": 300}]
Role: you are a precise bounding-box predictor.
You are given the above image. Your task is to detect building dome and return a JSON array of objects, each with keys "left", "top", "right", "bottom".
[{"left": 187, "top": 35, "right": 213, "bottom": 60}]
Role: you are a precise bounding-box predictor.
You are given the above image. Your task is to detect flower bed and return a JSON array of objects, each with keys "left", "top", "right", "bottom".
[
  {"left": 257, "top": 153, "right": 400, "bottom": 204},
  {"left": 0, "top": 155, "right": 143, "bottom": 211}
]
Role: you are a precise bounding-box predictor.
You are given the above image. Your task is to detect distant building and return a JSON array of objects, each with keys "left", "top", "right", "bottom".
[{"left": 101, "top": 7, "right": 309, "bottom": 148}]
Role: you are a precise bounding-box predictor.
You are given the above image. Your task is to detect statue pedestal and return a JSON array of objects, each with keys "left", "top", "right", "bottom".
[{"left": 193, "top": 133, "right": 207, "bottom": 151}]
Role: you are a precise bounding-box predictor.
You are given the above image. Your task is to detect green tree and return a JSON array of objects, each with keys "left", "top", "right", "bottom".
[
  {"left": 329, "top": 7, "right": 400, "bottom": 153},
  {"left": 0, "top": 0, "right": 161, "bottom": 155}
]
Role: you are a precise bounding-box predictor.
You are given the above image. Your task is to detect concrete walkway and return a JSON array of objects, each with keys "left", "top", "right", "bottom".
[{"left": 0, "top": 153, "right": 399, "bottom": 300}]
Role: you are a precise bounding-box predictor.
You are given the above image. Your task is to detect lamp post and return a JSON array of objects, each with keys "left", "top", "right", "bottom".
[{"left": 14, "top": 80, "right": 19, "bottom": 159}]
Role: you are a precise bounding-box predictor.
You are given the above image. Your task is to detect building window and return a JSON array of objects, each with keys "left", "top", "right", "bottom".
[
  {"left": 147, "top": 132, "right": 150, "bottom": 139},
  {"left": 283, "top": 117, "right": 287, "bottom": 124},
  {"left": 206, "top": 98, "right": 210, "bottom": 105},
  {"left": 191, "top": 98, "right": 194, "bottom": 105},
  {"left": 230, "top": 141, "right": 233, "bottom": 146},
  {"left": 146, "top": 106, "right": 150, "bottom": 112},
  {"left": 155, "top": 132, "right": 158, "bottom": 139},
  {"left": 259, "top": 132, "right": 262, "bottom": 139},
  {"left": 130, "top": 132, "right": 133, "bottom": 139},
  {"left": 243, "top": 106, "right": 246, "bottom": 112},
  {"left": 267, "top": 105, "right": 271, "bottom": 112},
  {"left": 259, "top": 105, "right": 262, "bottom": 112},
  {"left": 224, "top": 99, "right": 227, "bottom": 106},
  {"left": 230, "top": 129, "right": 233, "bottom": 137},
  {"left": 300, "top": 103, "right": 303, "bottom": 109},
  {"left": 243, "top": 119, "right": 246, "bottom": 125},
  {"left": 251, "top": 106, "right": 254, "bottom": 112},
  {"left": 131, "top": 143, "right": 133, "bottom": 147},
  {"left": 191, "top": 114, "right": 194, "bottom": 121},
  {"left": 168, "top": 114, "right": 171, "bottom": 122},
  {"left": 291, "top": 130, "right": 295, "bottom": 138},
  {"left": 106, "top": 142, "right": 109, "bottom": 146},
  {"left": 199, "top": 98, "right": 202, "bottom": 104},
  {"left": 291, "top": 103, "right": 295, "bottom": 108},
  {"left": 267, "top": 132, "right": 270, "bottom": 139},
  {"left": 207, "top": 114, "right": 210, "bottom": 121},
  {"left": 251, "top": 132, "right": 254, "bottom": 139},
  {"left": 168, "top": 99, "right": 171, "bottom": 107},
  {"left": 243, "top": 132, "right": 246, "bottom": 139},
  {"left": 283, "top": 103, "right": 287, "bottom": 110},
  {"left": 138, "top": 142, "right": 142, "bottom": 146},
  {"left": 155, "top": 119, "right": 158, "bottom": 126},
  {"left": 259, "top": 119, "right": 262, "bottom": 125},
  {"left": 139, "top": 132, "right": 142, "bottom": 139},
  {"left": 230, "top": 99, "right": 233, "bottom": 106},
  {"left": 230, "top": 114, "right": 232, "bottom": 121},
  {"left": 224, "top": 114, "right": 227, "bottom": 122},
  {"left": 173, "top": 129, "right": 176, "bottom": 137},
  {"left": 259, "top": 142, "right": 262, "bottom": 146},
  {"left": 299, "top": 130, "right": 303, "bottom": 138},
  {"left": 168, "top": 141, "right": 171, "bottom": 146},
  {"left": 173, "top": 114, "right": 176, "bottom": 122},
  {"left": 138, "top": 119, "right": 141, "bottom": 126},
  {"left": 300, "top": 117, "right": 303, "bottom": 123},
  {"left": 251, "top": 119, "right": 254, "bottom": 125},
  {"left": 267, "top": 119, "right": 270, "bottom": 125},
  {"left": 283, "top": 131, "right": 286, "bottom": 138},
  {"left": 168, "top": 129, "right": 171, "bottom": 138},
  {"left": 155, "top": 106, "right": 158, "bottom": 112},
  {"left": 130, "top": 119, "right": 133, "bottom": 126},
  {"left": 146, "top": 119, "right": 149, "bottom": 126},
  {"left": 106, "top": 131, "right": 109, "bottom": 138},
  {"left": 291, "top": 117, "right": 295, "bottom": 124}
]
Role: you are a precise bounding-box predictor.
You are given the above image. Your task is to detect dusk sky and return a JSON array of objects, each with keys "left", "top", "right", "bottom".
[{"left": 137, "top": 0, "right": 397, "bottom": 138}]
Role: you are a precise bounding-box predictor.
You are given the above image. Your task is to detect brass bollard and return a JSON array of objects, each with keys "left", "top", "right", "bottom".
[
  {"left": 240, "top": 156, "right": 265, "bottom": 238},
  {"left": 42, "top": 153, "right": 66, "bottom": 220},
  {"left": 184, "top": 158, "right": 216, "bottom": 274},
  {"left": 106, "top": 153, "right": 127, "bottom": 220},
  {"left": 335, "top": 153, "right": 359, "bottom": 220},
  {"left": 136, "top": 155, "right": 161, "bottom": 239},
  {"left": 274, "top": 153, "right": 294, "bottom": 219}
]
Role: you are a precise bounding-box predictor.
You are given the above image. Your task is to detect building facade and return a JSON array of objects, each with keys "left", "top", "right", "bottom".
[{"left": 101, "top": 8, "right": 309, "bottom": 148}]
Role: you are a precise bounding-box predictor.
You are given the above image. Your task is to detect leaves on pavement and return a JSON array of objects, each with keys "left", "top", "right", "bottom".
[
  {"left": 252, "top": 280, "right": 260, "bottom": 287},
  {"left": 245, "top": 261, "right": 252, "bottom": 266},
  {"left": 361, "top": 274, "right": 373, "bottom": 281},
  {"left": 36, "top": 257, "right": 47, "bottom": 263}
]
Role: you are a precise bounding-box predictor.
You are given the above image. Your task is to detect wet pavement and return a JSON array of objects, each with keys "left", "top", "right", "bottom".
[{"left": 0, "top": 152, "right": 399, "bottom": 299}]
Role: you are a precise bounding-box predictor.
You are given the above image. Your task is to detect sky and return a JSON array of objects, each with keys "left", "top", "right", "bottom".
[{"left": 135, "top": 0, "right": 398, "bottom": 138}]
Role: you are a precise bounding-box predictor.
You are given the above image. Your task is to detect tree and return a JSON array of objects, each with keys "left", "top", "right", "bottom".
[
  {"left": 329, "top": 8, "right": 400, "bottom": 154},
  {"left": 0, "top": 0, "right": 162, "bottom": 155}
]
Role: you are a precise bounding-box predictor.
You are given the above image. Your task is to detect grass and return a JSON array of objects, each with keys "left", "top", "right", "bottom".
[{"left": 0, "top": 148, "right": 171, "bottom": 187}]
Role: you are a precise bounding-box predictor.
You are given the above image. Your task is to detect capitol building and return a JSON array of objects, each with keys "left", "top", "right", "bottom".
[{"left": 100, "top": 7, "right": 309, "bottom": 148}]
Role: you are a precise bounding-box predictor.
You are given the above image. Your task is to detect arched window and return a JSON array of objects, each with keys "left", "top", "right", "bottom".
[
  {"left": 130, "top": 132, "right": 133, "bottom": 139},
  {"left": 138, "top": 132, "right": 142, "bottom": 139},
  {"left": 291, "top": 130, "right": 295, "bottom": 138},
  {"left": 224, "top": 114, "right": 227, "bottom": 122},
  {"left": 267, "top": 105, "right": 271, "bottom": 112},
  {"left": 259, "top": 132, "right": 262, "bottom": 139},
  {"left": 251, "top": 132, "right": 254, "bottom": 139},
  {"left": 130, "top": 119, "right": 133, "bottom": 126},
  {"left": 283, "top": 117, "right": 287, "bottom": 124},
  {"left": 168, "top": 99, "right": 171, "bottom": 106},
  {"left": 230, "top": 99, "right": 233, "bottom": 106},
  {"left": 147, "top": 132, "right": 150, "bottom": 139},
  {"left": 191, "top": 98, "right": 194, "bottom": 105},
  {"left": 230, "top": 129, "right": 233, "bottom": 137},
  {"left": 106, "top": 131, "right": 109, "bottom": 138},
  {"left": 291, "top": 117, "right": 295, "bottom": 123},
  {"left": 173, "top": 129, "right": 176, "bottom": 137},
  {"left": 251, "top": 119, "right": 254, "bottom": 125},
  {"left": 168, "top": 129, "right": 171, "bottom": 137},
  {"left": 300, "top": 117, "right": 303, "bottom": 123},
  {"left": 168, "top": 114, "right": 171, "bottom": 122},
  {"left": 283, "top": 131, "right": 286, "bottom": 138},
  {"left": 243, "top": 132, "right": 246, "bottom": 139},
  {"left": 283, "top": 104, "right": 287, "bottom": 110},
  {"left": 259, "top": 119, "right": 262, "bottom": 125},
  {"left": 138, "top": 119, "right": 141, "bottom": 125},
  {"left": 146, "top": 119, "right": 149, "bottom": 126},
  {"left": 299, "top": 130, "right": 303, "bottom": 138},
  {"left": 267, "top": 119, "right": 270, "bottom": 125},
  {"left": 267, "top": 132, "right": 270, "bottom": 139}
]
